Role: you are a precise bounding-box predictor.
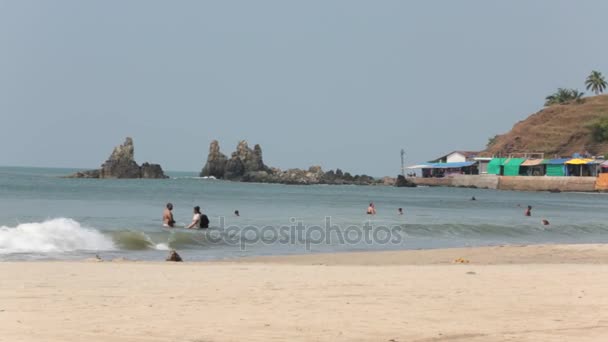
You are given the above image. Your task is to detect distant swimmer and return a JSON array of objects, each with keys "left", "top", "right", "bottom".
[
  {"left": 525, "top": 205, "right": 532, "bottom": 217},
  {"left": 398, "top": 208, "right": 404, "bottom": 215},
  {"left": 542, "top": 219, "right": 550, "bottom": 226},
  {"left": 367, "top": 202, "right": 376, "bottom": 215},
  {"left": 163, "top": 203, "right": 176, "bottom": 228},
  {"left": 234, "top": 210, "right": 240, "bottom": 217},
  {"left": 186, "top": 206, "right": 202, "bottom": 229},
  {"left": 471, "top": 196, "right": 476, "bottom": 201}
]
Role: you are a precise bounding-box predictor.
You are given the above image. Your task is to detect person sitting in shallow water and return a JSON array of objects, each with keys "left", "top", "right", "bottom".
[
  {"left": 367, "top": 202, "right": 376, "bottom": 215},
  {"left": 525, "top": 205, "right": 532, "bottom": 217}
]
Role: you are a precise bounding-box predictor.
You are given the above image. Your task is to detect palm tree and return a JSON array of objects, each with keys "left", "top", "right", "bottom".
[
  {"left": 544, "top": 88, "right": 585, "bottom": 106},
  {"left": 585, "top": 70, "right": 607, "bottom": 95}
]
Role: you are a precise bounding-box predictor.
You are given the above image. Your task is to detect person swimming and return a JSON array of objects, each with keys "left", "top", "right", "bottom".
[
  {"left": 525, "top": 205, "right": 532, "bottom": 217},
  {"left": 542, "top": 219, "right": 550, "bottom": 226},
  {"left": 234, "top": 210, "right": 240, "bottom": 217},
  {"left": 367, "top": 202, "right": 376, "bottom": 215},
  {"left": 398, "top": 208, "right": 403, "bottom": 215},
  {"left": 163, "top": 203, "right": 176, "bottom": 227}
]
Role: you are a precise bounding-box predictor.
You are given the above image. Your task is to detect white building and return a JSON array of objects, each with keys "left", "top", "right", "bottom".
[{"left": 431, "top": 151, "right": 479, "bottom": 164}]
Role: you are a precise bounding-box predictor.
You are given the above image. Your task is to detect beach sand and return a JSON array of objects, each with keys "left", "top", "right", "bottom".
[{"left": 2, "top": 244, "right": 608, "bottom": 342}]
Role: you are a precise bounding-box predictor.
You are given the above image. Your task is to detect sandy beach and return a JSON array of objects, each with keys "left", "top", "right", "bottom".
[{"left": 2, "top": 244, "right": 608, "bottom": 342}]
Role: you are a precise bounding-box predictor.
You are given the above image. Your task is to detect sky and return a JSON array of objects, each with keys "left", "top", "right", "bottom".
[{"left": 1, "top": 0, "right": 607, "bottom": 176}]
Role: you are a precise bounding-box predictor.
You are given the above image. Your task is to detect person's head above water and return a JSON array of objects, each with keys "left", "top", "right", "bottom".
[
  {"left": 234, "top": 210, "right": 240, "bottom": 216},
  {"left": 528, "top": 205, "right": 532, "bottom": 210},
  {"left": 166, "top": 203, "right": 173, "bottom": 210},
  {"left": 194, "top": 206, "right": 200, "bottom": 214}
]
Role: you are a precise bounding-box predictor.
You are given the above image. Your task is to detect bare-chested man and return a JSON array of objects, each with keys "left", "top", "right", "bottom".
[{"left": 163, "top": 203, "right": 176, "bottom": 227}]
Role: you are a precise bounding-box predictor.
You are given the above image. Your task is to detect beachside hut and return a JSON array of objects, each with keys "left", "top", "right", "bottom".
[
  {"left": 602, "top": 160, "right": 608, "bottom": 172},
  {"left": 519, "top": 159, "right": 545, "bottom": 176},
  {"left": 407, "top": 162, "right": 478, "bottom": 178},
  {"left": 502, "top": 158, "right": 525, "bottom": 176},
  {"left": 544, "top": 158, "right": 569, "bottom": 176},
  {"left": 566, "top": 158, "right": 600, "bottom": 177},
  {"left": 473, "top": 157, "right": 493, "bottom": 174},
  {"left": 487, "top": 158, "right": 506, "bottom": 175}
]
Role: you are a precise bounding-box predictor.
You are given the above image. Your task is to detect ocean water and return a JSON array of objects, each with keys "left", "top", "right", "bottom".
[{"left": 1, "top": 166, "right": 608, "bottom": 261}]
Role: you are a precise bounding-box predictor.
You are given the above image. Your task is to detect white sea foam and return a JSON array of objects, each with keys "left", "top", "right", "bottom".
[
  {"left": 155, "top": 243, "right": 170, "bottom": 251},
  {"left": 0, "top": 218, "right": 115, "bottom": 254}
]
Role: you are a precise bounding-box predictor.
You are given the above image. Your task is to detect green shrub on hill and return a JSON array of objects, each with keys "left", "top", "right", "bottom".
[{"left": 588, "top": 116, "right": 608, "bottom": 143}]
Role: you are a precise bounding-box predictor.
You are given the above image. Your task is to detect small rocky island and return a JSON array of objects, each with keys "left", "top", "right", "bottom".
[
  {"left": 200, "top": 140, "right": 395, "bottom": 185},
  {"left": 67, "top": 137, "right": 167, "bottom": 179}
]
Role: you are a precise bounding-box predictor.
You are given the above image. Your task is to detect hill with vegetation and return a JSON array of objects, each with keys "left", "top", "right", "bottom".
[{"left": 484, "top": 94, "right": 608, "bottom": 159}]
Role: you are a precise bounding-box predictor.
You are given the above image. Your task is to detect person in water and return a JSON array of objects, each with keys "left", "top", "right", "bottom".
[
  {"left": 199, "top": 208, "right": 210, "bottom": 228},
  {"left": 186, "top": 206, "right": 202, "bottom": 229},
  {"left": 398, "top": 208, "right": 403, "bottom": 215},
  {"left": 163, "top": 203, "right": 176, "bottom": 227},
  {"left": 471, "top": 196, "right": 476, "bottom": 201},
  {"left": 542, "top": 219, "right": 550, "bottom": 226},
  {"left": 185, "top": 206, "right": 210, "bottom": 229},
  {"left": 234, "top": 210, "right": 240, "bottom": 217},
  {"left": 525, "top": 205, "right": 532, "bottom": 217},
  {"left": 367, "top": 202, "right": 376, "bottom": 215}
]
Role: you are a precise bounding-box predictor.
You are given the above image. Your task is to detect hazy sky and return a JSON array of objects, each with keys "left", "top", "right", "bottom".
[{"left": 1, "top": 1, "right": 607, "bottom": 175}]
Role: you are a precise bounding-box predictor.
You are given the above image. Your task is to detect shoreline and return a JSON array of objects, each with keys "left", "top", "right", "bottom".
[{"left": 3, "top": 244, "right": 608, "bottom": 341}]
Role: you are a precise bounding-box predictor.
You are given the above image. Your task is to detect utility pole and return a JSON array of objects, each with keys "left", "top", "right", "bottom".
[{"left": 400, "top": 149, "right": 405, "bottom": 177}]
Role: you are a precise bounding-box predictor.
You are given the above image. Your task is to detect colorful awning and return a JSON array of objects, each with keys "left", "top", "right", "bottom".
[
  {"left": 521, "top": 159, "right": 544, "bottom": 166},
  {"left": 544, "top": 158, "right": 570, "bottom": 165},
  {"left": 566, "top": 158, "right": 595, "bottom": 165}
]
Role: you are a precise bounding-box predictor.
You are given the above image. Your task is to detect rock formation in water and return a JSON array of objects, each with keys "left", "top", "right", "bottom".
[
  {"left": 67, "top": 137, "right": 167, "bottom": 179},
  {"left": 201, "top": 140, "right": 269, "bottom": 180},
  {"left": 395, "top": 175, "right": 416, "bottom": 187},
  {"left": 200, "top": 140, "right": 228, "bottom": 179},
  {"left": 199, "top": 140, "right": 386, "bottom": 185}
]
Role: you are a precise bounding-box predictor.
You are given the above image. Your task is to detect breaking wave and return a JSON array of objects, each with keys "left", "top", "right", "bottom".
[{"left": 0, "top": 218, "right": 115, "bottom": 254}]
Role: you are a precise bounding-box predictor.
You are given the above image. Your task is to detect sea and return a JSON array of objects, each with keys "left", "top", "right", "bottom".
[{"left": 1, "top": 166, "right": 608, "bottom": 261}]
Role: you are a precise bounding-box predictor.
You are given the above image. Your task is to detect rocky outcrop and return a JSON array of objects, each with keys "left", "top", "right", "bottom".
[
  {"left": 140, "top": 163, "right": 167, "bottom": 179},
  {"left": 395, "top": 175, "right": 416, "bottom": 187},
  {"left": 201, "top": 140, "right": 269, "bottom": 180},
  {"left": 200, "top": 140, "right": 228, "bottom": 178},
  {"left": 67, "top": 137, "right": 167, "bottom": 179},
  {"left": 199, "top": 140, "right": 385, "bottom": 185},
  {"left": 67, "top": 169, "right": 100, "bottom": 179},
  {"left": 99, "top": 138, "right": 141, "bottom": 178}
]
